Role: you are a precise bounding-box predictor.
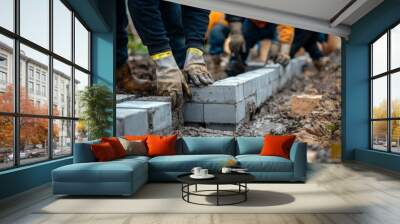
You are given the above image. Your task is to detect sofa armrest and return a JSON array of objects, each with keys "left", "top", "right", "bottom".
[
  {"left": 289, "top": 142, "right": 307, "bottom": 181},
  {"left": 73, "top": 141, "right": 99, "bottom": 163}
]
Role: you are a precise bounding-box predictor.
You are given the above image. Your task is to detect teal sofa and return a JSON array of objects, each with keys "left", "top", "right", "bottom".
[{"left": 52, "top": 137, "right": 307, "bottom": 196}]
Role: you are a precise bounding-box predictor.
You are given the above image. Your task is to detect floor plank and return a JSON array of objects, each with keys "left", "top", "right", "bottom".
[{"left": 1, "top": 162, "right": 400, "bottom": 224}]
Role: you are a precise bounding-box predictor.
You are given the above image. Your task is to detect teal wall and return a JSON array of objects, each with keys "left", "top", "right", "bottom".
[
  {"left": 343, "top": 0, "right": 400, "bottom": 171},
  {"left": 0, "top": 0, "right": 116, "bottom": 199}
]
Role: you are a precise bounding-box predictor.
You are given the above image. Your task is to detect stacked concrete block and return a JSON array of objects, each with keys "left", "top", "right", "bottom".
[
  {"left": 184, "top": 56, "right": 308, "bottom": 130},
  {"left": 116, "top": 100, "right": 172, "bottom": 135}
]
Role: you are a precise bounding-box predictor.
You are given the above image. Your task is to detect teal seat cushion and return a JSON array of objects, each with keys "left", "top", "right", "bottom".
[
  {"left": 236, "top": 155, "right": 293, "bottom": 172},
  {"left": 149, "top": 154, "right": 235, "bottom": 172},
  {"left": 53, "top": 159, "right": 147, "bottom": 183},
  {"left": 236, "top": 137, "right": 263, "bottom": 155}
]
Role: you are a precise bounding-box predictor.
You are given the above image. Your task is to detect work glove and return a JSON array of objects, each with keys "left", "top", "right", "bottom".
[
  {"left": 151, "top": 51, "right": 191, "bottom": 107},
  {"left": 183, "top": 48, "right": 214, "bottom": 87},
  {"left": 228, "top": 22, "right": 245, "bottom": 54},
  {"left": 275, "top": 43, "right": 291, "bottom": 67},
  {"left": 116, "top": 63, "right": 153, "bottom": 94}
]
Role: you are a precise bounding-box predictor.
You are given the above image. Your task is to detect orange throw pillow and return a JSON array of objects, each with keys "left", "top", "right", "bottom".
[
  {"left": 91, "top": 142, "right": 117, "bottom": 162},
  {"left": 146, "top": 135, "right": 177, "bottom": 157},
  {"left": 260, "top": 135, "right": 296, "bottom": 159},
  {"left": 101, "top": 137, "right": 126, "bottom": 158},
  {"left": 124, "top": 135, "right": 148, "bottom": 141}
]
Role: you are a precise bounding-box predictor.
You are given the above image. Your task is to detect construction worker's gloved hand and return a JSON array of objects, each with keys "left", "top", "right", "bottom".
[
  {"left": 151, "top": 51, "right": 191, "bottom": 106},
  {"left": 228, "top": 22, "right": 245, "bottom": 53},
  {"left": 275, "top": 43, "right": 291, "bottom": 67},
  {"left": 183, "top": 48, "right": 214, "bottom": 87},
  {"left": 116, "top": 63, "right": 153, "bottom": 94}
]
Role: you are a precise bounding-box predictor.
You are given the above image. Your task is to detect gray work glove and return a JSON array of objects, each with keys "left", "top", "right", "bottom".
[
  {"left": 275, "top": 43, "right": 291, "bottom": 67},
  {"left": 183, "top": 48, "right": 214, "bottom": 87},
  {"left": 152, "top": 51, "right": 191, "bottom": 106}
]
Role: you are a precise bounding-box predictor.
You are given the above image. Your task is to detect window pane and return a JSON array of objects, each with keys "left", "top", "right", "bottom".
[
  {"left": 74, "top": 18, "right": 89, "bottom": 70},
  {"left": 53, "top": 59, "right": 72, "bottom": 117},
  {"left": 0, "top": 0, "right": 14, "bottom": 31},
  {"left": 20, "top": 44, "right": 49, "bottom": 115},
  {"left": 372, "top": 121, "right": 388, "bottom": 151},
  {"left": 391, "top": 24, "right": 400, "bottom": 70},
  {"left": 391, "top": 120, "right": 400, "bottom": 153},
  {"left": 372, "top": 76, "right": 387, "bottom": 119},
  {"left": 53, "top": 0, "right": 72, "bottom": 60},
  {"left": 53, "top": 119, "right": 72, "bottom": 157},
  {"left": 20, "top": 117, "right": 49, "bottom": 165},
  {"left": 74, "top": 69, "right": 89, "bottom": 118},
  {"left": 372, "top": 33, "right": 387, "bottom": 76},
  {"left": 0, "top": 35, "right": 14, "bottom": 112},
  {"left": 75, "top": 120, "right": 88, "bottom": 143},
  {"left": 0, "top": 116, "right": 14, "bottom": 170},
  {"left": 391, "top": 72, "right": 400, "bottom": 118},
  {"left": 20, "top": 0, "right": 49, "bottom": 49}
]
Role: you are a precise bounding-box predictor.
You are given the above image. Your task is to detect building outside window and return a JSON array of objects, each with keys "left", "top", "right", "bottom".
[
  {"left": 0, "top": 0, "right": 91, "bottom": 170},
  {"left": 371, "top": 23, "right": 400, "bottom": 154}
]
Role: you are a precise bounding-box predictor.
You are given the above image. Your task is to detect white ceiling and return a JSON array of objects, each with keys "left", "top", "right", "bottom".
[{"left": 165, "top": 0, "right": 384, "bottom": 37}]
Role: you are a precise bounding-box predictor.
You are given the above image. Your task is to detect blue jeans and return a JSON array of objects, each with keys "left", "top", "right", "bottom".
[
  {"left": 290, "top": 29, "right": 322, "bottom": 60},
  {"left": 208, "top": 24, "right": 230, "bottom": 55},
  {"left": 125, "top": 0, "right": 209, "bottom": 68}
]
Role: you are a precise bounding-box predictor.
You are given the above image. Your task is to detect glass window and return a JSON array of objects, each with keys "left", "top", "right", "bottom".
[
  {"left": 391, "top": 72, "right": 400, "bottom": 118},
  {"left": 20, "top": 0, "right": 49, "bottom": 49},
  {"left": 53, "top": 0, "right": 72, "bottom": 60},
  {"left": 53, "top": 59, "right": 72, "bottom": 117},
  {"left": 74, "top": 18, "right": 89, "bottom": 70},
  {"left": 372, "top": 77, "right": 387, "bottom": 119},
  {"left": 391, "top": 24, "right": 400, "bottom": 70},
  {"left": 0, "top": 116, "right": 14, "bottom": 169},
  {"left": 372, "top": 121, "right": 388, "bottom": 151},
  {"left": 0, "top": 0, "right": 14, "bottom": 31},
  {"left": 0, "top": 35, "right": 14, "bottom": 113},
  {"left": 53, "top": 119, "right": 72, "bottom": 157},
  {"left": 372, "top": 33, "right": 387, "bottom": 76},
  {"left": 74, "top": 69, "right": 89, "bottom": 118},
  {"left": 391, "top": 120, "right": 400, "bottom": 153},
  {"left": 20, "top": 44, "right": 49, "bottom": 115},
  {"left": 19, "top": 117, "right": 49, "bottom": 165}
]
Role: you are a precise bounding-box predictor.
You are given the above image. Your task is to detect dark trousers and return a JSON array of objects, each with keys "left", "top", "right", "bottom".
[
  {"left": 126, "top": 0, "right": 209, "bottom": 68},
  {"left": 290, "top": 29, "right": 323, "bottom": 60},
  {"left": 208, "top": 24, "right": 230, "bottom": 55}
]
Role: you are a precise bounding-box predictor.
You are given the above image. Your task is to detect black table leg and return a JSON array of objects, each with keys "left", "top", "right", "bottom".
[
  {"left": 216, "top": 184, "right": 219, "bottom": 206},
  {"left": 195, "top": 184, "right": 198, "bottom": 192}
]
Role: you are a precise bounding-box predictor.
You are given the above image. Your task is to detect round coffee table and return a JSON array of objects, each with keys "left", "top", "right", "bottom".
[{"left": 177, "top": 173, "right": 255, "bottom": 206}]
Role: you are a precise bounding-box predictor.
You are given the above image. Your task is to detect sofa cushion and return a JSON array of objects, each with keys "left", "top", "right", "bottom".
[
  {"left": 260, "top": 135, "right": 296, "bottom": 159},
  {"left": 178, "top": 137, "right": 235, "bottom": 155},
  {"left": 53, "top": 158, "right": 147, "bottom": 183},
  {"left": 91, "top": 142, "right": 118, "bottom": 161},
  {"left": 236, "top": 155, "right": 293, "bottom": 172},
  {"left": 73, "top": 140, "right": 100, "bottom": 163},
  {"left": 236, "top": 137, "right": 263, "bottom": 155},
  {"left": 149, "top": 154, "right": 235, "bottom": 172},
  {"left": 147, "top": 135, "right": 177, "bottom": 157},
  {"left": 101, "top": 137, "right": 127, "bottom": 158}
]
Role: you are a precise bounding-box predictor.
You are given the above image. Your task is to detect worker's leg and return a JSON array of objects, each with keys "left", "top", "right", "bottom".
[
  {"left": 115, "top": 0, "right": 152, "bottom": 93},
  {"left": 209, "top": 24, "right": 230, "bottom": 56},
  {"left": 160, "top": 1, "right": 186, "bottom": 68},
  {"left": 181, "top": 6, "right": 214, "bottom": 86}
]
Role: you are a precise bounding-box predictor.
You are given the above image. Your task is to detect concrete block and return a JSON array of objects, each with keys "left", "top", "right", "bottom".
[
  {"left": 117, "top": 101, "right": 172, "bottom": 132},
  {"left": 116, "top": 94, "right": 138, "bottom": 103},
  {"left": 191, "top": 81, "right": 244, "bottom": 104},
  {"left": 183, "top": 103, "right": 204, "bottom": 123},
  {"left": 116, "top": 108, "right": 149, "bottom": 136},
  {"left": 203, "top": 100, "right": 245, "bottom": 124}
]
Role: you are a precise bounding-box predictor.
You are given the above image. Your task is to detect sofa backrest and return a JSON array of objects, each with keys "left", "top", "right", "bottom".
[
  {"left": 236, "top": 137, "right": 263, "bottom": 155},
  {"left": 73, "top": 139, "right": 100, "bottom": 163},
  {"left": 177, "top": 137, "right": 236, "bottom": 155}
]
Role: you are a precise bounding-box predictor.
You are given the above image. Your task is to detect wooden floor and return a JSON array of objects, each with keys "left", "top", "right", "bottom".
[{"left": 1, "top": 162, "right": 400, "bottom": 224}]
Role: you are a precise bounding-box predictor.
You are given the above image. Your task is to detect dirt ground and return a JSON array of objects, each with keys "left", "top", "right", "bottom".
[{"left": 180, "top": 52, "right": 342, "bottom": 162}]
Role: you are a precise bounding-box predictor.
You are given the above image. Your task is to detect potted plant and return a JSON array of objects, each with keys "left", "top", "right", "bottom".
[{"left": 79, "top": 84, "right": 114, "bottom": 140}]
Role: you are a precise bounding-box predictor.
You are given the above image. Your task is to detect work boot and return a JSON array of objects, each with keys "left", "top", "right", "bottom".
[
  {"left": 275, "top": 43, "right": 291, "bottom": 67},
  {"left": 314, "top": 56, "right": 330, "bottom": 71},
  {"left": 183, "top": 48, "right": 214, "bottom": 87},
  {"left": 209, "top": 55, "right": 224, "bottom": 80},
  {"left": 151, "top": 51, "right": 191, "bottom": 107},
  {"left": 116, "top": 63, "right": 153, "bottom": 94}
]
